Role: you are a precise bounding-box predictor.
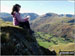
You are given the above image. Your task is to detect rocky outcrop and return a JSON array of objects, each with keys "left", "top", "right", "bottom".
[{"left": 1, "top": 26, "right": 56, "bottom": 55}]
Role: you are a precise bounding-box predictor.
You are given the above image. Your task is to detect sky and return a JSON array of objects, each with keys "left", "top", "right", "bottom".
[{"left": 1, "top": 0, "right": 75, "bottom": 15}]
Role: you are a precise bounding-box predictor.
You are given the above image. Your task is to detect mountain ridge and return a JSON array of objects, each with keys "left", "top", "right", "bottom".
[
  {"left": 31, "top": 13, "right": 75, "bottom": 39},
  {"left": 0, "top": 12, "right": 75, "bottom": 22}
]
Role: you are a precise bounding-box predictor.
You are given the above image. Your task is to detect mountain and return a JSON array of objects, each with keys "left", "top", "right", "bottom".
[
  {"left": 0, "top": 12, "right": 11, "bottom": 17},
  {"left": 0, "top": 12, "right": 13, "bottom": 21},
  {"left": 68, "top": 19, "right": 75, "bottom": 23},
  {"left": 0, "top": 12, "right": 74, "bottom": 22},
  {"left": 31, "top": 13, "right": 75, "bottom": 39},
  {"left": 40, "top": 13, "right": 59, "bottom": 18},
  {"left": 66, "top": 14, "right": 74, "bottom": 17},
  {"left": 59, "top": 14, "right": 75, "bottom": 17},
  {"left": 0, "top": 12, "right": 39, "bottom": 21}
]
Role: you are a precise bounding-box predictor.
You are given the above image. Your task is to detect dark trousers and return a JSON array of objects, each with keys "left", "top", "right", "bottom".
[{"left": 19, "top": 21, "right": 31, "bottom": 29}]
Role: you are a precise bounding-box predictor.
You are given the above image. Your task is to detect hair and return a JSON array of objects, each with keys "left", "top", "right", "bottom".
[{"left": 11, "top": 4, "right": 21, "bottom": 15}]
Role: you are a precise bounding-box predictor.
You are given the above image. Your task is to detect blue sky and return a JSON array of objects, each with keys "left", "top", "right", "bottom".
[{"left": 1, "top": 0, "right": 74, "bottom": 15}]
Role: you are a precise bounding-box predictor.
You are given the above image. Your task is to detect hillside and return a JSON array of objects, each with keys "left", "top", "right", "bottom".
[
  {"left": 49, "top": 43, "right": 75, "bottom": 54},
  {"left": 34, "top": 32, "right": 74, "bottom": 48},
  {"left": 34, "top": 32, "right": 75, "bottom": 54},
  {"left": 31, "top": 13, "right": 75, "bottom": 39},
  {"left": 0, "top": 20, "right": 56, "bottom": 55},
  {"left": 30, "top": 13, "right": 75, "bottom": 55}
]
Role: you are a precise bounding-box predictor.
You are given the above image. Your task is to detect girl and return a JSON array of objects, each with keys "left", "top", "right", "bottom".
[{"left": 11, "top": 4, "right": 33, "bottom": 34}]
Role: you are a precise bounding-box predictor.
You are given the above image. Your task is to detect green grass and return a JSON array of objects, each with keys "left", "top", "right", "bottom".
[
  {"left": 35, "top": 32, "right": 74, "bottom": 50},
  {"left": 0, "top": 19, "right": 13, "bottom": 26},
  {"left": 38, "top": 42, "right": 55, "bottom": 48}
]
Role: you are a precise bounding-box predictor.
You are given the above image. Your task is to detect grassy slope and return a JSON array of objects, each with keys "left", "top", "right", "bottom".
[
  {"left": 31, "top": 16, "right": 75, "bottom": 39},
  {"left": 49, "top": 43, "right": 75, "bottom": 54},
  {"left": 34, "top": 32, "right": 75, "bottom": 54},
  {"left": 31, "top": 16, "right": 73, "bottom": 29},
  {"left": 34, "top": 32, "right": 74, "bottom": 48}
]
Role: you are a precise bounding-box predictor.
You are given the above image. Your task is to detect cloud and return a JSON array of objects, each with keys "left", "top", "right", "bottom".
[{"left": 68, "top": 0, "right": 75, "bottom": 3}]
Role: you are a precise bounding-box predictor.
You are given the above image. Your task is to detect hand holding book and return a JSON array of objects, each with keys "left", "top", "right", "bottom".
[
  {"left": 24, "top": 16, "right": 30, "bottom": 21},
  {"left": 26, "top": 16, "right": 30, "bottom": 19}
]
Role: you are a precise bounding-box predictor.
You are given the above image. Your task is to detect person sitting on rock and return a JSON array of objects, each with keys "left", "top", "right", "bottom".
[{"left": 11, "top": 4, "right": 34, "bottom": 34}]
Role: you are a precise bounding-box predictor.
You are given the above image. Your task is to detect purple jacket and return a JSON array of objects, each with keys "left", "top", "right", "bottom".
[{"left": 13, "top": 12, "right": 28, "bottom": 26}]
